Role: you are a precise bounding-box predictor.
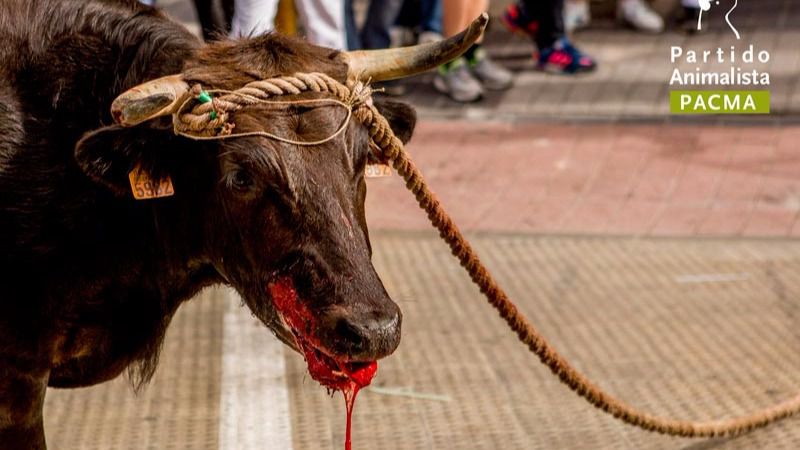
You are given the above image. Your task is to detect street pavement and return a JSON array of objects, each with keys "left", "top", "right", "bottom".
[
  {"left": 41, "top": 1, "right": 800, "bottom": 449},
  {"left": 46, "top": 237, "right": 800, "bottom": 449}
]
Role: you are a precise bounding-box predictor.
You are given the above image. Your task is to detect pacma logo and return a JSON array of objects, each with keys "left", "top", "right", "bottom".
[{"left": 698, "top": 0, "right": 740, "bottom": 40}]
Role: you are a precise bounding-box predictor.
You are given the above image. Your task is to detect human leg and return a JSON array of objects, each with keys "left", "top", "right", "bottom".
[
  {"left": 437, "top": 0, "right": 512, "bottom": 100},
  {"left": 504, "top": 0, "right": 596, "bottom": 74},
  {"left": 230, "top": 0, "right": 278, "bottom": 37},
  {"left": 295, "top": 0, "right": 347, "bottom": 50},
  {"left": 360, "top": 0, "right": 405, "bottom": 50},
  {"left": 193, "top": 0, "right": 230, "bottom": 40},
  {"left": 344, "top": 0, "right": 360, "bottom": 49},
  {"left": 419, "top": 0, "right": 443, "bottom": 34}
]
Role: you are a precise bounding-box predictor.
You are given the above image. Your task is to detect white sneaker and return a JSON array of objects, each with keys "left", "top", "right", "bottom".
[
  {"left": 565, "top": 0, "right": 591, "bottom": 32},
  {"left": 619, "top": 0, "right": 665, "bottom": 33},
  {"left": 433, "top": 58, "right": 483, "bottom": 103}
]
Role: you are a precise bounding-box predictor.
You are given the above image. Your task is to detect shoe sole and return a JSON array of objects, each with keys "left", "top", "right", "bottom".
[
  {"left": 478, "top": 78, "right": 514, "bottom": 91},
  {"left": 537, "top": 62, "right": 596, "bottom": 76}
]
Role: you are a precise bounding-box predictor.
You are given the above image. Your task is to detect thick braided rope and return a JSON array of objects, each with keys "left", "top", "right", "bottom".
[
  {"left": 177, "top": 72, "right": 800, "bottom": 438},
  {"left": 354, "top": 102, "right": 800, "bottom": 438}
]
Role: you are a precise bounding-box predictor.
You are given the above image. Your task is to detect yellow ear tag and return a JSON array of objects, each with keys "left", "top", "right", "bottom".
[
  {"left": 365, "top": 164, "right": 392, "bottom": 178},
  {"left": 128, "top": 165, "right": 175, "bottom": 200}
]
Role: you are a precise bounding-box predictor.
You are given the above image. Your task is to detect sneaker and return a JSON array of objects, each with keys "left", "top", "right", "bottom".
[
  {"left": 565, "top": 0, "right": 591, "bottom": 32},
  {"left": 618, "top": 0, "right": 664, "bottom": 33},
  {"left": 535, "top": 37, "right": 597, "bottom": 75},
  {"left": 501, "top": 3, "right": 539, "bottom": 37},
  {"left": 468, "top": 48, "right": 513, "bottom": 91},
  {"left": 433, "top": 58, "right": 483, "bottom": 102}
]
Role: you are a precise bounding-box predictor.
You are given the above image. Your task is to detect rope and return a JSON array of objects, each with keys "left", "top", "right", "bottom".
[{"left": 174, "top": 71, "right": 800, "bottom": 438}]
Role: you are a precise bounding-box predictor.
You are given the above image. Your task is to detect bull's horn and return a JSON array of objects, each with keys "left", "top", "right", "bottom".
[
  {"left": 342, "top": 12, "right": 489, "bottom": 83},
  {"left": 110, "top": 75, "right": 190, "bottom": 127}
]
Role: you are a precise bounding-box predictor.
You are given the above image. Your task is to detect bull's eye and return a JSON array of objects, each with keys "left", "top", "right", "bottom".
[{"left": 228, "top": 169, "right": 254, "bottom": 192}]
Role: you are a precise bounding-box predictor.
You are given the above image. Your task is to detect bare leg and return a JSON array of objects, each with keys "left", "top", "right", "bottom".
[{"left": 443, "top": 0, "right": 488, "bottom": 40}]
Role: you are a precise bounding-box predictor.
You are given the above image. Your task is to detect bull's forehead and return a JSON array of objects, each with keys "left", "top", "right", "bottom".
[
  {"left": 231, "top": 93, "right": 354, "bottom": 145},
  {"left": 219, "top": 104, "right": 366, "bottom": 194}
]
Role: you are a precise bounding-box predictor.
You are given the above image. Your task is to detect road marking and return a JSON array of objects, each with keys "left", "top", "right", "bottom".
[
  {"left": 219, "top": 288, "right": 294, "bottom": 450},
  {"left": 675, "top": 273, "right": 750, "bottom": 284}
]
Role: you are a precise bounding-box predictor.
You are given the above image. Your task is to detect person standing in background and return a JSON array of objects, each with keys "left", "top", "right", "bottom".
[
  {"left": 231, "top": 0, "right": 347, "bottom": 50},
  {"left": 503, "top": 0, "right": 597, "bottom": 75},
  {"left": 435, "top": 0, "right": 514, "bottom": 103}
]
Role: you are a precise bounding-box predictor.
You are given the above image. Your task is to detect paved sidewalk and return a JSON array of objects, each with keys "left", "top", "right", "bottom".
[{"left": 367, "top": 121, "right": 800, "bottom": 237}]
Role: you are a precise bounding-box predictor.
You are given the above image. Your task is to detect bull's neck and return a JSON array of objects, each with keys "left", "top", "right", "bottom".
[{"left": 133, "top": 198, "right": 222, "bottom": 306}]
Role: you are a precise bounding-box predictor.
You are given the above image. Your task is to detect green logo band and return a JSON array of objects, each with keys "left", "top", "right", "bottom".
[{"left": 670, "top": 90, "right": 770, "bottom": 114}]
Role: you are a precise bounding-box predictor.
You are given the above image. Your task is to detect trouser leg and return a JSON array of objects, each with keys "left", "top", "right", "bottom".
[
  {"left": 419, "top": 0, "right": 443, "bottom": 34},
  {"left": 521, "top": 0, "right": 565, "bottom": 48},
  {"left": 295, "top": 0, "right": 347, "bottom": 49},
  {"left": 360, "top": 0, "right": 405, "bottom": 50},
  {"left": 230, "top": 0, "right": 278, "bottom": 37},
  {"left": 193, "top": 0, "right": 229, "bottom": 40}
]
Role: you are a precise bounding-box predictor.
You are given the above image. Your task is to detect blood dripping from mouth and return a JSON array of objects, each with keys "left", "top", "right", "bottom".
[{"left": 269, "top": 277, "right": 378, "bottom": 449}]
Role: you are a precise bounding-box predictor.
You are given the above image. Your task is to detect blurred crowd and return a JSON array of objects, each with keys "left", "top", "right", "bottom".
[{"left": 139, "top": 0, "right": 710, "bottom": 103}]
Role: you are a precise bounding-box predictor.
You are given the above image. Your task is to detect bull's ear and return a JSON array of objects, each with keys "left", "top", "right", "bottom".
[
  {"left": 374, "top": 100, "right": 417, "bottom": 144},
  {"left": 74, "top": 125, "right": 172, "bottom": 196}
]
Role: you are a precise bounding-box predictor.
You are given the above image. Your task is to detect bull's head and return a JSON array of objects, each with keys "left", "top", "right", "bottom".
[{"left": 73, "top": 15, "right": 486, "bottom": 388}]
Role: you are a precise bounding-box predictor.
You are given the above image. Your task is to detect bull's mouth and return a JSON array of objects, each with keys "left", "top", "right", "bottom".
[{"left": 268, "top": 277, "right": 377, "bottom": 391}]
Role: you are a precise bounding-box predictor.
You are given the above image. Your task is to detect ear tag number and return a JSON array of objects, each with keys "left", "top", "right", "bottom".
[
  {"left": 365, "top": 164, "right": 392, "bottom": 178},
  {"left": 128, "top": 166, "right": 175, "bottom": 200}
]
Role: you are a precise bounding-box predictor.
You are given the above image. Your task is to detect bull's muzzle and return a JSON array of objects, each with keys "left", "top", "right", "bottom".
[{"left": 318, "top": 301, "right": 402, "bottom": 362}]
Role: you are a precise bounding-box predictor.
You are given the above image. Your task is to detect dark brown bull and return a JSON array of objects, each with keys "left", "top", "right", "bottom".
[{"left": 0, "top": 0, "right": 484, "bottom": 448}]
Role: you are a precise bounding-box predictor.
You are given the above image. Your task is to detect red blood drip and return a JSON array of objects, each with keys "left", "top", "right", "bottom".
[
  {"left": 342, "top": 362, "right": 377, "bottom": 450},
  {"left": 268, "top": 277, "right": 379, "bottom": 449},
  {"left": 344, "top": 382, "right": 357, "bottom": 450}
]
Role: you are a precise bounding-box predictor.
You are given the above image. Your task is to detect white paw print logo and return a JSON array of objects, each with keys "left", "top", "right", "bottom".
[{"left": 698, "top": 0, "right": 741, "bottom": 39}]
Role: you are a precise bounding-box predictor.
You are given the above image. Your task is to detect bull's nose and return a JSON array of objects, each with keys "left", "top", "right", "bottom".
[{"left": 320, "top": 303, "right": 402, "bottom": 361}]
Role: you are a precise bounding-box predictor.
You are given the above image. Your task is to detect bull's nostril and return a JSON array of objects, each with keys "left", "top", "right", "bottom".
[{"left": 334, "top": 318, "right": 367, "bottom": 353}]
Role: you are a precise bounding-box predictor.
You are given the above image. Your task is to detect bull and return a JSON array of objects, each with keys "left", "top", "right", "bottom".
[{"left": 0, "top": 0, "right": 484, "bottom": 447}]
